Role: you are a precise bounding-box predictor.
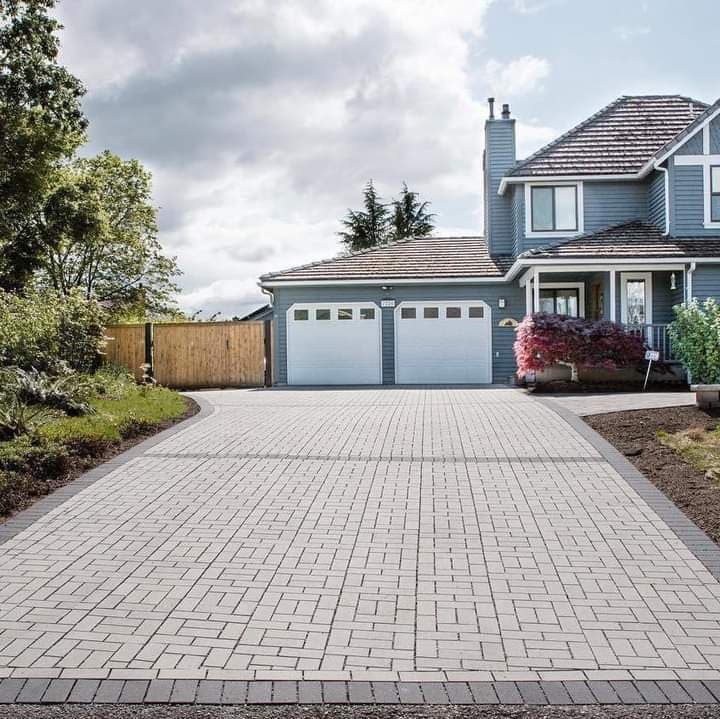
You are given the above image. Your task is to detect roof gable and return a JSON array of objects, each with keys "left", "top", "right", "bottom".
[{"left": 507, "top": 95, "right": 708, "bottom": 179}]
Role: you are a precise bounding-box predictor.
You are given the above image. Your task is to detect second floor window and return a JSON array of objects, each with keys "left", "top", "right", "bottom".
[
  {"left": 531, "top": 185, "right": 578, "bottom": 232},
  {"left": 712, "top": 167, "right": 720, "bottom": 223}
]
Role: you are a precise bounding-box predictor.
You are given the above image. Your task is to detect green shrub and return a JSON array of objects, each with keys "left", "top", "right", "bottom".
[
  {"left": 0, "top": 289, "right": 107, "bottom": 373},
  {"left": 668, "top": 299, "right": 720, "bottom": 384},
  {"left": 0, "top": 435, "right": 70, "bottom": 477},
  {"left": 0, "top": 470, "right": 40, "bottom": 516}
]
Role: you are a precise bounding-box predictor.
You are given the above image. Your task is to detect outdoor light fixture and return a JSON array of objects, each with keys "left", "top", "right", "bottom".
[
  {"left": 670, "top": 272, "right": 677, "bottom": 291},
  {"left": 498, "top": 297, "right": 506, "bottom": 308},
  {"left": 381, "top": 285, "right": 393, "bottom": 291}
]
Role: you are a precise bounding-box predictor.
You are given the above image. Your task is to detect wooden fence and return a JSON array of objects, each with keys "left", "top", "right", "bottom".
[{"left": 104, "top": 321, "right": 269, "bottom": 388}]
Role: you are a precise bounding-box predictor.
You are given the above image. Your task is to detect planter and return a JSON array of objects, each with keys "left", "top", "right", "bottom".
[{"left": 691, "top": 384, "right": 720, "bottom": 409}]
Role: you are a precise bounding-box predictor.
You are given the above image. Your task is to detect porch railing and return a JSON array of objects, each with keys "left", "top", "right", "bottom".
[{"left": 623, "top": 323, "right": 675, "bottom": 362}]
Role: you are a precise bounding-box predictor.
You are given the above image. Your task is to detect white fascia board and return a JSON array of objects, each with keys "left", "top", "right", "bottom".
[
  {"left": 261, "top": 257, "right": 720, "bottom": 289},
  {"left": 498, "top": 173, "right": 639, "bottom": 195},
  {"left": 650, "top": 105, "right": 720, "bottom": 169}
]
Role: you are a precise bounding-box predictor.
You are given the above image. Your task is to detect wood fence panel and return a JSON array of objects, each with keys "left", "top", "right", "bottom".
[
  {"left": 153, "top": 321, "right": 265, "bottom": 389},
  {"left": 104, "top": 324, "right": 146, "bottom": 382}
]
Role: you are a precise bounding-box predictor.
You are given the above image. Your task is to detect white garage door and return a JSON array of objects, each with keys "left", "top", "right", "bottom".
[
  {"left": 395, "top": 301, "right": 492, "bottom": 384},
  {"left": 287, "top": 303, "right": 382, "bottom": 385}
]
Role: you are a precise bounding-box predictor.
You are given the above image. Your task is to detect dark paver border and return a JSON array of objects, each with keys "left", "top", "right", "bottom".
[
  {"left": 536, "top": 396, "right": 720, "bottom": 582},
  {"left": 0, "top": 678, "right": 718, "bottom": 705},
  {"left": 0, "top": 394, "right": 214, "bottom": 546}
]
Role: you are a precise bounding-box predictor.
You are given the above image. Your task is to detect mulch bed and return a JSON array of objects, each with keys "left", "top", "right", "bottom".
[
  {"left": 0, "top": 396, "right": 199, "bottom": 524},
  {"left": 586, "top": 405, "right": 720, "bottom": 545}
]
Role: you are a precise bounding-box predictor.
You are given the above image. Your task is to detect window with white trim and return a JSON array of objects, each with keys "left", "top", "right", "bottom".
[
  {"left": 712, "top": 166, "right": 720, "bottom": 223},
  {"left": 531, "top": 185, "right": 578, "bottom": 232}
]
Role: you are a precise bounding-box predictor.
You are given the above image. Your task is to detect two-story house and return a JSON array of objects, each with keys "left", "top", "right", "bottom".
[{"left": 259, "top": 94, "right": 720, "bottom": 385}]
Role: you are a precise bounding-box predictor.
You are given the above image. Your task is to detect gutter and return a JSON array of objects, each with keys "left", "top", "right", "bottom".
[{"left": 653, "top": 162, "right": 671, "bottom": 236}]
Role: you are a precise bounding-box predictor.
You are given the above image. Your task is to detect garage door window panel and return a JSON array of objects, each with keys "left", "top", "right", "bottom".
[
  {"left": 338, "top": 308, "right": 353, "bottom": 320},
  {"left": 360, "top": 308, "right": 375, "bottom": 320},
  {"left": 401, "top": 307, "right": 416, "bottom": 319},
  {"left": 316, "top": 309, "right": 331, "bottom": 320},
  {"left": 446, "top": 307, "right": 461, "bottom": 318},
  {"left": 468, "top": 306, "right": 484, "bottom": 318},
  {"left": 424, "top": 307, "right": 439, "bottom": 319},
  {"left": 294, "top": 309, "right": 309, "bottom": 321}
]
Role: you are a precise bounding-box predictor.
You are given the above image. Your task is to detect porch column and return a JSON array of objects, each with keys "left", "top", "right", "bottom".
[
  {"left": 533, "top": 268, "right": 540, "bottom": 314},
  {"left": 609, "top": 269, "right": 617, "bottom": 322},
  {"left": 525, "top": 277, "right": 533, "bottom": 315}
]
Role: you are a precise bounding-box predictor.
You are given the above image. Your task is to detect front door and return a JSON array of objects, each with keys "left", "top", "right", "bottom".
[{"left": 620, "top": 272, "right": 653, "bottom": 325}]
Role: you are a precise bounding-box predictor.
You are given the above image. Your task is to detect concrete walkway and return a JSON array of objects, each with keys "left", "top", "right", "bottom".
[
  {"left": 543, "top": 391, "right": 695, "bottom": 416},
  {"left": 0, "top": 387, "right": 719, "bottom": 705}
]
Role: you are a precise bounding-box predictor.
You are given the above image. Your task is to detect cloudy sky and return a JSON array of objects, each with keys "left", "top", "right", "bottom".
[{"left": 54, "top": 0, "right": 719, "bottom": 319}]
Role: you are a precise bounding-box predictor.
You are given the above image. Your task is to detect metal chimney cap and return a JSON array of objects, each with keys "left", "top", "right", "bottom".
[
  {"left": 501, "top": 103, "right": 511, "bottom": 119},
  {"left": 487, "top": 97, "right": 495, "bottom": 119}
]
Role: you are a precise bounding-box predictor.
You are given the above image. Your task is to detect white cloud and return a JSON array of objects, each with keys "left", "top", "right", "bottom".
[
  {"left": 56, "top": 1, "right": 557, "bottom": 315},
  {"left": 483, "top": 55, "right": 551, "bottom": 97}
]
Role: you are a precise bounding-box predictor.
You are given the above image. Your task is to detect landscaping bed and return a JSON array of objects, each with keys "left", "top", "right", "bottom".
[
  {"left": 0, "top": 370, "right": 197, "bottom": 521},
  {"left": 531, "top": 380, "right": 688, "bottom": 394},
  {"left": 585, "top": 405, "right": 720, "bottom": 545}
]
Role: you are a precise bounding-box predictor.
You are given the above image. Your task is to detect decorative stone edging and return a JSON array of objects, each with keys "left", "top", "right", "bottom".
[{"left": 0, "top": 677, "right": 718, "bottom": 705}]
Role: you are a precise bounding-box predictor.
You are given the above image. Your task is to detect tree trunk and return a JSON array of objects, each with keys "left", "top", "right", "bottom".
[{"left": 570, "top": 363, "right": 579, "bottom": 383}]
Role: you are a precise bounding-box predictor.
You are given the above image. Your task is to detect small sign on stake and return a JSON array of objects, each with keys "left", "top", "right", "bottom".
[{"left": 643, "top": 349, "right": 660, "bottom": 391}]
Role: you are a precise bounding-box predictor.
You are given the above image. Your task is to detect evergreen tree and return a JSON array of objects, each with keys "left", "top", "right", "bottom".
[
  {"left": 390, "top": 182, "right": 435, "bottom": 240},
  {"left": 338, "top": 180, "right": 390, "bottom": 251}
]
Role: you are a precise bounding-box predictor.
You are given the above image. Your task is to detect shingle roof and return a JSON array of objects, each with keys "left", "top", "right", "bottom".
[
  {"left": 520, "top": 221, "right": 720, "bottom": 260},
  {"left": 260, "top": 236, "right": 515, "bottom": 282},
  {"left": 508, "top": 95, "right": 708, "bottom": 177}
]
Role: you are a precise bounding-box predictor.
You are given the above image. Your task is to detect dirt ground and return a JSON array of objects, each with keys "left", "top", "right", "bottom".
[{"left": 586, "top": 405, "right": 720, "bottom": 545}]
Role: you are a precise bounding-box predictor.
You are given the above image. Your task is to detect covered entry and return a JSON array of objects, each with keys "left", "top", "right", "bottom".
[
  {"left": 286, "top": 302, "right": 382, "bottom": 385},
  {"left": 395, "top": 301, "right": 492, "bottom": 384}
]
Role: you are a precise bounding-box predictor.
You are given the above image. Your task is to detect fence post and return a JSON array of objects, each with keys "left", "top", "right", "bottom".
[
  {"left": 263, "top": 319, "right": 272, "bottom": 387},
  {"left": 144, "top": 322, "right": 154, "bottom": 381}
]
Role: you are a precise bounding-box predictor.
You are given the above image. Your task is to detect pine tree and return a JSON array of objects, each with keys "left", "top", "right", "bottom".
[
  {"left": 390, "top": 182, "right": 435, "bottom": 241},
  {"left": 338, "top": 180, "right": 390, "bottom": 251}
]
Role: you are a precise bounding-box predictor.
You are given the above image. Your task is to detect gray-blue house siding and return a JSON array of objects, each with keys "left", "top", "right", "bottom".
[{"left": 271, "top": 284, "right": 525, "bottom": 385}]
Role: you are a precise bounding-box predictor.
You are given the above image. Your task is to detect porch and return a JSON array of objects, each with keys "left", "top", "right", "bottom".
[{"left": 519, "top": 265, "right": 687, "bottom": 363}]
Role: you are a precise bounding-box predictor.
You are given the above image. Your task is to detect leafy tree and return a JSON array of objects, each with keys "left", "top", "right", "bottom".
[
  {"left": 0, "top": 0, "right": 87, "bottom": 291},
  {"left": 338, "top": 180, "right": 390, "bottom": 251},
  {"left": 36, "top": 151, "right": 181, "bottom": 318},
  {"left": 390, "top": 182, "right": 435, "bottom": 241}
]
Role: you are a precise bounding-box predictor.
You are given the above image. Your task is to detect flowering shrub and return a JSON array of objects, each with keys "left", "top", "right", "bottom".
[
  {"left": 668, "top": 299, "right": 720, "bottom": 384},
  {"left": 514, "top": 313, "right": 647, "bottom": 382}
]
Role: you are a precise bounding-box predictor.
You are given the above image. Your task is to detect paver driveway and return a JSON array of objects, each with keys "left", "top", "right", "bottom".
[{"left": 1, "top": 387, "right": 720, "bottom": 685}]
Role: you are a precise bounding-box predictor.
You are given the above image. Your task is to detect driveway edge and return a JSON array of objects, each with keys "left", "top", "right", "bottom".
[
  {"left": 534, "top": 396, "right": 720, "bottom": 582},
  {"left": 0, "top": 394, "right": 215, "bottom": 546}
]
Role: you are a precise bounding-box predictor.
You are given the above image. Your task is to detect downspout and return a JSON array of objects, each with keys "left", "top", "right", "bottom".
[
  {"left": 654, "top": 163, "right": 670, "bottom": 236},
  {"left": 260, "top": 285, "right": 275, "bottom": 386},
  {"left": 686, "top": 261, "right": 696, "bottom": 303}
]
